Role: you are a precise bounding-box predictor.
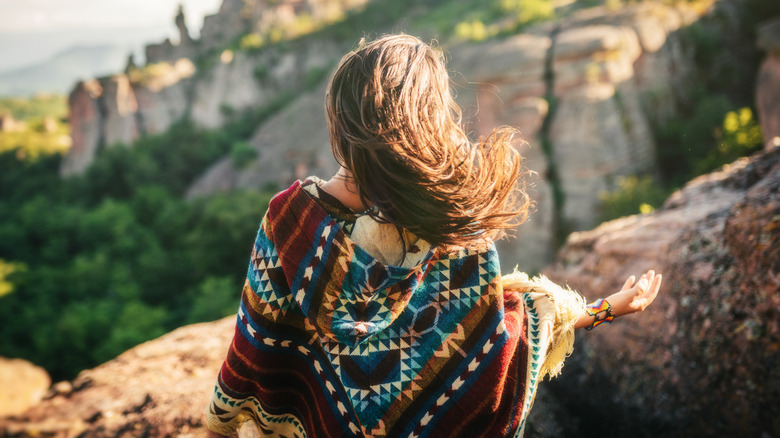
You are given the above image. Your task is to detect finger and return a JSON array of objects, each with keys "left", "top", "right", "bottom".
[
  {"left": 636, "top": 277, "right": 649, "bottom": 293},
  {"left": 621, "top": 275, "right": 636, "bottom": 291},
  {"left": 638, "top": 274, "right": 662, "bottom": 310},
  {"left": 648, "top": 274, "right": 662, "bottom": 297}
]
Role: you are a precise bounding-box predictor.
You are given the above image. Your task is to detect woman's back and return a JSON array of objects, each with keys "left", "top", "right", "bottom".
[{"left": 206, "top": 177, "right": 566, "bottom": 437}]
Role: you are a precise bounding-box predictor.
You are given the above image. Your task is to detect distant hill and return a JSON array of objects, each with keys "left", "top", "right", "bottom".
[{"left": 0, "top": 45, "right": 132, "bottom": 97}]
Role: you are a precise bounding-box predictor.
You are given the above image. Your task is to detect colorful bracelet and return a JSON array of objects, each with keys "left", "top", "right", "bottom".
[{"left": 585, "top": 298, "right": 614, "bottom": 331}]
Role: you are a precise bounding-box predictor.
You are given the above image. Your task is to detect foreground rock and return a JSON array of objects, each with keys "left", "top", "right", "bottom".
[
  {"left": 543, "top": 148, "right": 780, "bottom": 437},
  {"left": 0, "top": 318, "right": 234, "bottom": 437},
  {"left": 0, "top": 358, "right": 50, "bottom": 417}
]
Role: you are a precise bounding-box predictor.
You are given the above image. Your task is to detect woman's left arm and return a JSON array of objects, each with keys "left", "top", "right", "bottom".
[{"left": 574, "top": 270, "right": 663, "bottom": 330}]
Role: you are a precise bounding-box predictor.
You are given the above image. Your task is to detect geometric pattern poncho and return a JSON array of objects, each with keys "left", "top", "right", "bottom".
[{"left": 206, "top": 180, "right": 584, "bottom": 437}]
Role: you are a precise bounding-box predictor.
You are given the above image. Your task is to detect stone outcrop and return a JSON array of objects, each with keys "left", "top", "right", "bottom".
[
  {"left": 145, "top": 6, "right": 197, "bottom": 64},
  {"left": 450, "top": 33, "right": 556, "bottom": 271},
  {"left": 547, "top": 2, "right": 696, "bottom": 232},
  {"left": 61, "top": 0, "right": 365, "bottom": 177},
  {"left": 61, "top": 61, "right": 196, "bottom": 176},
  {"left": 61, "top": 1, "right": 703, "bottom": 271},
  {"left": 757, "top": 17, "right": 780, "bottom": 151},
  {"left": 0, "top": 358, "right": 50, "bottom": 417},
  {"left": 187, "top": 84, "right": 338, "bottom": 197},
  {"left": 71, "top": 0, "right": 780, "bottom": 272},
  {"left": 543, "top": 148, "right": 780, "bottom": 437},
  {"left": 61, "top": 38, "right": 343, "bottom": 177}
]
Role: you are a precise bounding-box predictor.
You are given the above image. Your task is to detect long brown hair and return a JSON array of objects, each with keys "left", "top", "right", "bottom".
[{"left": 325, "top": 34, "right": 530, "bottom": 249}]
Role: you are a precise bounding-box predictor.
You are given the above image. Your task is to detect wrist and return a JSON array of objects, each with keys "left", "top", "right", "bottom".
[{"left": 575, "top": 298, "right": 615, "bottom": 330}]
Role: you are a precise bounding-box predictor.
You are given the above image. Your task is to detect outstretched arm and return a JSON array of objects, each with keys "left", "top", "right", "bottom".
[{"left": 574, "top": 270, "right": 662, "bottom": 330}]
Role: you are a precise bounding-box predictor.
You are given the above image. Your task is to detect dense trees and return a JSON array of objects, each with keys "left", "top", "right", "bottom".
[{"left": 0, "top": 117, "right": 274, "bottom": 380}]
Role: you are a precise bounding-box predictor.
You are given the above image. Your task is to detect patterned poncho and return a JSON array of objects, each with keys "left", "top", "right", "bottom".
[{"left": 206, "top": 179, "right": 584, "bottom": 437}]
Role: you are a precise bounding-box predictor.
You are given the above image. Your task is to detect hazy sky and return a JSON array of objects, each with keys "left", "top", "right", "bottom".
[
  {"left": 0, "top": 0, "right": 223, "bottom": 71},
  {"left": 0, "top": 0, "right": 223, "bottom": 34}
]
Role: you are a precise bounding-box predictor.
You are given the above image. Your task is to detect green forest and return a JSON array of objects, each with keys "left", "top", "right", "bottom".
[
  {"left": 0, "top": 0, "right": 775, "bottom": 382},
  {"left": 0, "top": 104, "right": 278, "bottom": 380}
]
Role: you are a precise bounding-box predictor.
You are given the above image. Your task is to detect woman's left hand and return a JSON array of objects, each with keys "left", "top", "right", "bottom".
[
  {"left": 605, "top": 270, "right": 662, "bottom": 317},
  {"left": 574, "top": 270, "right": 663, "bottom": 329}
]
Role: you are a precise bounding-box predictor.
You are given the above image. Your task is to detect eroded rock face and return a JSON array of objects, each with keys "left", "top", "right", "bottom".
[
  {"left": 548, "top": 3, "right": 695, "bottom": 232},
  {"left": 0, "top": 317, "right": 235, "bottom": 437},
  {"left": 543, "top": 148, "right": 780, "bottom": 437},
  {"left": 63, "top": 2, "right": 701, "bottom": 272},
  {"left": 185, "top": 3, "right": 696, "bottom": 273},
  {"left": 450, "top": 33, "right": 555, "bottom": 272},
  {"left": 186, "top": 84, "right": 339, "bottom": 198}
]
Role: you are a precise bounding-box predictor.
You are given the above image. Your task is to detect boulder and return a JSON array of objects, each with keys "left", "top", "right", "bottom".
[
  {"left": 0, "top": 317, "right": 235, "bottom": 437},
  {"left": 543, "top": 148, "right": 780, "bottom": 437},
  {"left": 0, "top": 309, "right": 568, "bottom": 437},
  {"left": 0, "top": 358, "right": 50, "bottom": 417}
]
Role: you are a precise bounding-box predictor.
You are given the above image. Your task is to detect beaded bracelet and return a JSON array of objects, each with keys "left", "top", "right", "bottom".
[{"left": 585, "top": 298, "right": 614, "bottom": 331}]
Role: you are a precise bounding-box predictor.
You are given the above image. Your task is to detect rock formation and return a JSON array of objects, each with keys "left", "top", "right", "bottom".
[
  {"left": 61, "top": 0, "right": 366, "bottom": 177},
  {"left": 543, "top": 147, "right": 780, "bottom": 437},
  {"left": 59, "top": 0, "right": 704, "bottom": 270},
  {"left": 757, "top": 17, "right": 780, "bottom": 151},
  {"left": 0, "top": 318, "right": 235, "bottom": 438},
  {"left": 186, "top": 85, "right": 338, "bottom": 197},
  {"left": 145, "top": 5, "right": 198, "bottom": 64},
  {"left": 185, "top": 2, "right": 697, "bottom": 272}
]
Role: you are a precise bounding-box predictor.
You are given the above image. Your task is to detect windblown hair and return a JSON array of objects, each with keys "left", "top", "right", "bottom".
[{"left": 325, "top": 34, "right": 531, "bottom": 249}]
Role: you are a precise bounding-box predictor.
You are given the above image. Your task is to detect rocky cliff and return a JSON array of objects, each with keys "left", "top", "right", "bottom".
[
  {"left": 185, "top": 2, "right": 700, "bottom": 272},
  {"left": 61, "top": 0, "right": 365, "bottom": 176},
  {"left": 5, "top": 149, "right": 777, "bottom": 437},
  {"left": 0, "top": 318, "right": 235, "bottom": 438}
]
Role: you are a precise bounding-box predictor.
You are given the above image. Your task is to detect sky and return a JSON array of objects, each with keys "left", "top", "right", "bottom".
[{"left": 0, "top": 0, "right": 224, "bottom": 72}]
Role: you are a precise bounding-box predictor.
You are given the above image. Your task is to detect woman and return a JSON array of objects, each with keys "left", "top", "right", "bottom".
[{"left": 205, "top": 34, "right": 661, "bottom": 437}]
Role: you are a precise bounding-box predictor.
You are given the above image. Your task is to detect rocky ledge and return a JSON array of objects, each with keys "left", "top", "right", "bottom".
[
  {"left": 543, "top": 147, "right": 780, "bottom": 437},
  {"left": 0, "top": 318, "right": 234, "bottom": 437}
]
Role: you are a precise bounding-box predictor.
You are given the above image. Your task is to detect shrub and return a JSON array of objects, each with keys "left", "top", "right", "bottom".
[
  {"left": 230, "top": 141, "right": 258, "bottom": 169},
  {"left": 600, "top": 175, "right": 670, "bottom": 221}
]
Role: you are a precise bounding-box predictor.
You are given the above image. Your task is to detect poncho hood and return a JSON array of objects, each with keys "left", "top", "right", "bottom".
[{"left": 267, "top": 180, "right": 436, "bottom": 346}]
